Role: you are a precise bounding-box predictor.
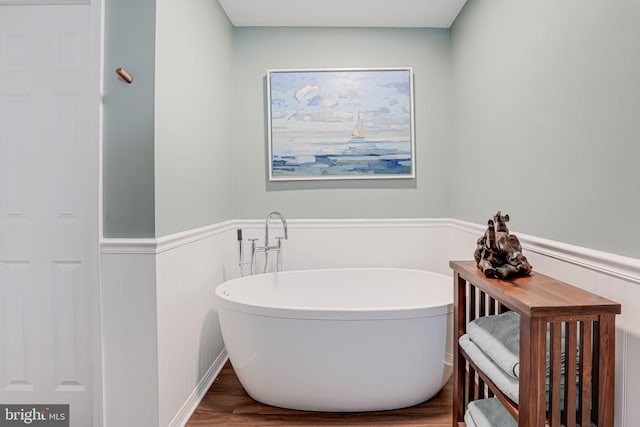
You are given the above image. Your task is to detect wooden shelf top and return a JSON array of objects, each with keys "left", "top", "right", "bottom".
[{"left": 450, "top": 260, "right": 621, "bottom": 318}]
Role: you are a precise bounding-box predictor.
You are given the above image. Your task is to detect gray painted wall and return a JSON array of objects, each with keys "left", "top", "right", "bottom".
[
  {"left": 155, "top": 0, "right": 234, "bottom": 236},
  {"left": 231, "top": 28, "right": 453, "bottom": 219},
  {"left": 103, "top": 0, "right": 156, "bottom": 237},
  {"left": 103, "top": 1, "right": 640, "bottom": 258},
  {"left": 103, "top": 0, "right": 234, "bottom": 237},
  {"left": 450, "top": 0, "right": 640, "bottom": 258}
]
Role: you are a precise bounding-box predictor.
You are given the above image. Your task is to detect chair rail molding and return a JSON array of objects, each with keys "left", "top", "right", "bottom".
[{"left": 449, "top": 218, "right": 640, "bottom": 285}]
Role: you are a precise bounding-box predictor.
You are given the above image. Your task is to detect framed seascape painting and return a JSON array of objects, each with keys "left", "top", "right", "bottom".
[{"left": 267, "top": 68, "right": 415, "bottom": 181}]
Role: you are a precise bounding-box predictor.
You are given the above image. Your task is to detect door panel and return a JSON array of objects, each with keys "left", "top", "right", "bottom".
[{"left": 0, "top": 5, "right": 95, "bottom": 426}]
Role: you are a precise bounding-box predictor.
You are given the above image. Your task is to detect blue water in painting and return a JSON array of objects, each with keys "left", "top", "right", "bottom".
[{"left": 272, "top": 139, "right": 412, "bottom": 178}]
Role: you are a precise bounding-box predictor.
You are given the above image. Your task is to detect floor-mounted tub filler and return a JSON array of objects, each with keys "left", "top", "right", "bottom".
[{"left": 215, "top": 268, "right": 453, "bottom": 412}]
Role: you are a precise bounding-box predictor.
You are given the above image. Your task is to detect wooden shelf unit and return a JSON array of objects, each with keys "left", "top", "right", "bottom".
[{"left": 451, "top": 260, "right": 621, "bottom": 427}]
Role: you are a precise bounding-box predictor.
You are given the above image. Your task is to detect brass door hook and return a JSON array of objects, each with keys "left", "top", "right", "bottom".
[{"left": 115, "top": 67, "right": 133, "bottom": 84}]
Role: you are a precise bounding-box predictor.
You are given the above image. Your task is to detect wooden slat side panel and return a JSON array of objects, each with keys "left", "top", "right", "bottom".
[
  {"left": 565, "top": 322, "right": 578, "bottom": 427},
  {"left": 519, "top": 315, "right": 547, "bottom": 426},
  {"left": 597, "top": 315, "right": 616, "bottom": 427},
  {"left": 453, "top": 273, "right": 467, "bottom": 425},
  {"left": 579, "top": 320, "right": 593, "bottom": 427},
  {"left": 549, "top": 322, "right": 562, "bottom": 427},
  {"left": 592, "top": 321, "right": 600, "bottom": 425}
]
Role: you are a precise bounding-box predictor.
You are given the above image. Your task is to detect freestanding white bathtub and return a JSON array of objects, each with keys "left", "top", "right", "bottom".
[{"left": 215, "top": 268, "right": 453, "bottom": 412}]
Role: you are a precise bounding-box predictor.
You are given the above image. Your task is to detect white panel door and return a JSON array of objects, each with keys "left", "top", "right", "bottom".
[{"left": 0, "top": 5, "right": 96, "bottom": 426}]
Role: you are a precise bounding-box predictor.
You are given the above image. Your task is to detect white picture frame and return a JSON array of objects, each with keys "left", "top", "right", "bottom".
[{"left": 267, "top": 67, "right": 416, "bottom": 181}]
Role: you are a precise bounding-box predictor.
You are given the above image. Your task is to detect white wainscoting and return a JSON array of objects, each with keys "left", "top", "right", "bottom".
[
  {"left": 100, "top": 241, "right": 159, "bottom": 427},
  {"left": 100, "top": 218, "right": 640, "bottom": 427},
  {"left": 155, "top": 222, "right": 236, "bottom": 427},
  {"left": 235, "top": 218, "right": 455, "bottom": 276},
  {"left": 100, "top": 223, "right": 237, "bottom": 427}
]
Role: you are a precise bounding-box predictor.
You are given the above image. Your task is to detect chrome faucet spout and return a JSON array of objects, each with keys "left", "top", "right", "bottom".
[
  {"left": 265, "top": 211, "right": 288, "bottom": 248},
  {"left": 262, "top": 211, "right": 288, "bottom": 274}
]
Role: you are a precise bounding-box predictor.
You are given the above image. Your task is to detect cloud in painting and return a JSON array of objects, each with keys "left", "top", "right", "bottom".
[
  {"left": 382, "top": 81, "right": 411, "bottom": 96},
  {"left": 295, "top": 84, "right": 320, "bottom": 106},
  {"left": 322, "top": 98, "right": 339, "bottom": 109}
]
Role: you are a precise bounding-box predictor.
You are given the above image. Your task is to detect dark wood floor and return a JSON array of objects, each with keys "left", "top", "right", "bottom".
[{"left": 186, "top": 361, "right": 453, "bottom": 426}]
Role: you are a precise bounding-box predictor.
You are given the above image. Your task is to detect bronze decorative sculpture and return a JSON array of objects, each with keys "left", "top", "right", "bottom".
[{"left": 474, "top": 211, "right": 532, "bottom": 279}]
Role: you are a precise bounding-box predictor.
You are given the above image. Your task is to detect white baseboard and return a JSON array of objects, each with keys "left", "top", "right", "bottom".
[{"left": 168, "top": 349, "right": 228, "bottom": 427}]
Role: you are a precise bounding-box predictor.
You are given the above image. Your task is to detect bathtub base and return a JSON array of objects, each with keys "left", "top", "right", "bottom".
[
  {"left": 221, "top": 310, "right": 453, "bottom": 412},
  {"left": 215, "top": 268, "right": 454, "bottom": 412}
]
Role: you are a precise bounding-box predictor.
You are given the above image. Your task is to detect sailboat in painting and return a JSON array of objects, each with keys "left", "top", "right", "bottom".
[{"left": 350, "top": 111, "right": 365, "bottom": 141}]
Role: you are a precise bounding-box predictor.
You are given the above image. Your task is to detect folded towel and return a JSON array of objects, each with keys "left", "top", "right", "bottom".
[
  {"left": 467, "top": 311, "right": 573, "bottom": 379},
  {"left": 467, "top": 311, "right": 521, "bottom": 378},
  {"left": 466, "top": 398, "right": 517, "bottom": 427},
  {"left": 459, "top": 334, "right": 520, "bottom": 403},
  {"left": 460, "top": 334, "right": 578, "bottom": 409}
]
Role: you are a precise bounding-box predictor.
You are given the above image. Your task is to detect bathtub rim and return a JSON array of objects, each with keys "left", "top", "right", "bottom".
[{"left": 215, "top": 267, "right": 453, "bottom": 321}]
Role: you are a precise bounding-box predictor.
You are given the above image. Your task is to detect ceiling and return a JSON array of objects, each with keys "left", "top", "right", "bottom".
[{"left": 217, "top": 0, "right": 468, "bottom": 29}]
